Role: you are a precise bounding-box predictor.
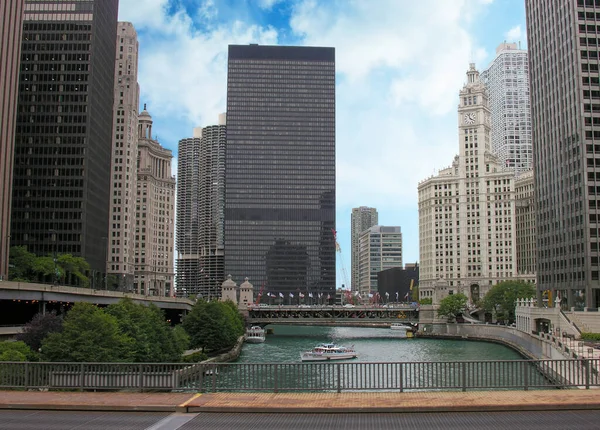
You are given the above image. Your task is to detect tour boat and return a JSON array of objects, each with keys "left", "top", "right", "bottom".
[
  {"left": 245, "top": 326, "right": 266, "bottom": 343},
  {"left": 300, "top": 343, "right": 358, "bottom": 362}
]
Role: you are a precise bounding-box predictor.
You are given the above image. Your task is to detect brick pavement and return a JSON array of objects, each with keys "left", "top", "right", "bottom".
[{"left": 0, "top": 389, "right": 599, "bottom": 413}]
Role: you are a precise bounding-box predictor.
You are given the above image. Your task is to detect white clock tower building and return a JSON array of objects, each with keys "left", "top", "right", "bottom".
[{"left": 418, "top": 64, "right": 518, "bottom": 304}]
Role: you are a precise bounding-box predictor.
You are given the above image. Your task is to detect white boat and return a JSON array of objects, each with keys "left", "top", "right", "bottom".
[
  {"left": 390, "top": 323, "right": 414, "bottom": 338},
  {"left": 300, "top": 343, "right": 358, "bottom": 362},
  {"left": 245, "top": 326, "right": 266, "bottom": 343}
]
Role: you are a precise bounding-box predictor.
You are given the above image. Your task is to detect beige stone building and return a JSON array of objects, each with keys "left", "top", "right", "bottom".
[
  {"left": 418, "top": 64, "right": 517, "bottom": 304},
  {"left": 0, "top": 0, "right": 25, "bottom": 281},
  {"left": 107, "top": 22, "right": 140, "bottom": 290},
  {"left": 515, "top": 170, "right": 536, "bottom": 277},
  {"left": 134, "top": 108, "right": 175, "bottom": 296}
]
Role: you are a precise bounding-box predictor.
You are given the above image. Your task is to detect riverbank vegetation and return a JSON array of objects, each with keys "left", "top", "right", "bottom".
[{"left": 481, "top": 281, "right": 536, "bottom": 324}]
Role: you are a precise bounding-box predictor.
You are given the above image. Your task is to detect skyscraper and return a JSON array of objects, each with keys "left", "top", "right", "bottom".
[
  {"left": 107, "top": 22, "right": 139, "bottom": 291},
  {"left": 0, "top": 0, "right": 25, "bottom": 281},
  {"left": 11, "top": 0, "right": 118, "bottom": 276},
  {"left": 358, "top": 225, "right": 402, "bottom": 295},
  {"left": 418, "top": 64, "right": 518, "bottom": 303},
  {"left": 225, "top": 44, "right": 336, "bottom": 297},
  {"left": 525, "top": 0, "right": 599, "bottom": 308},
  {"left": 481, "top": 42, "right": 532, "bottom": 174},
  {"left": 350, "top": 206, "right": 378, "bottom": 291},
  {"left": 176, "top": 115, "right": 226, "bottom": 298},
  {"left": 134, "top": 108, "right": 175, "bottom": 296}
]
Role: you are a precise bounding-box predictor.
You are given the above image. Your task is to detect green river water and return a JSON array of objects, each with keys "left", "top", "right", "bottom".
[{"left": 237, "top": 325, "right": 524, "bottom": 363}]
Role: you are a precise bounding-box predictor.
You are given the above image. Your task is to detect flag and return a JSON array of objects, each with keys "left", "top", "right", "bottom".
[
  {"left": 396, "top": 292, "right": 399, "bottom": 299},
  {"left": 318, "top": 293, "right": 323, "bottom": 298},
  {"left": 299, "top": 292, "right": 305, "bottom": 298},
  {"left": 385, "top": 292, "right": 389, "bottom": 297},
  {"left": 404, "top": 292, "right": 409, "bottom": 300},
  {"left": 327, "top": 294, "right": 331, "bottom": 299},
  {"left": 200, "top": 268, "right": 204, "bottom": 273},
  {"left": 354, "top": 291, "right": 359, "bottom": 296},
  {"left": 309, "top": 292, "right": 313, "bottom": 298},
  {"left": 279, "top": 292, "right": 284, "bottom": 298},
  {"left": 289, "top": 293, "right": 294, "bottom": 298},
  {"left": 368, "top": 293, "right": 373, "bottom": 298}
]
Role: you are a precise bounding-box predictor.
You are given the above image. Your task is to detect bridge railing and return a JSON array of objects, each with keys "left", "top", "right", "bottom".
[{"left": 0, "top": 358, "right": 598, "bottom": 392}]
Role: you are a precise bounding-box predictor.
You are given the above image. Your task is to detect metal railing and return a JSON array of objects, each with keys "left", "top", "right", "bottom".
[{"left": 0, "top": 359, "right": 598, "bottom": 393}]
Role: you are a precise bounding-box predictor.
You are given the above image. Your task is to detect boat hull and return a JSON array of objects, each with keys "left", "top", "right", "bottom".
[
  {"left": 300, "top": 353, "right": 358, "bottom": 362},
  {"left": 245, "top": 337, "right": 265, "bottom": 344}
]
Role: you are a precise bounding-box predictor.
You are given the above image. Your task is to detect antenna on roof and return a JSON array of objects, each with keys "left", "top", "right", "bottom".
[{"left": 144, "top": 103, "right": 146, "bottom": 110}]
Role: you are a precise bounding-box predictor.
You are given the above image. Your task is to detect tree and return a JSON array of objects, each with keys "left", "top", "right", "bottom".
[
  {"left": 183, "top": 299, "right": 244, "bottom": 353},
  {"left": 56, "top": 254, "right": 90, "bottom": 287},
  {"left": 482, "top": 280, "right": 536, "bottom": 324},
  {"left": 419, "top": 298, "right": 433, "bottom": 305},
  {"left": 16, "top": 312, "right": 63, "bottom": 352},
  {"left": 8, "top": 246, "right": 36, "bottom": 281},
  {"left": 106, "top": 298, "right": 185, "bottom": 362},
  {"left": 437, "top": 293, "right": 468, "bottom": 321},
  {"left": 0, "top": 341, "right": 36, "bottom": 362},
  {"left": 41, "top": 302, "right": 133, "bottom": 362}
]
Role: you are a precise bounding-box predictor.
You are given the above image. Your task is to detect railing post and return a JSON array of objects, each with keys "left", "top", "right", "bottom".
[
  {"left": 399, "top": 363, "right": 404, "bottom": 393},
  {"left": 585, "top": 359, "right": 590, "bottom": 389},
  {"left": 461, "top": 362, "right": 467, "bottom": 392},
  {"left": 139, "top": 364, "right": 143, "bottom": 392},
  {"left": 274, "top": 364, "right": 278, "bottom": 393},
  {"left": 336, "top": 363, "right": 341, "bottom": 393},
  {"left": 523, "top": 361, "right": 529, "bottom": 391},
  {"left": 24, "top": 362, "right": 29, "bottom": 390},
  {"left": 212, "top": 365, "right": 217, "bottom": 392},
  {"left": 79, "top": 363, "right": 84, "bottom": 391}
]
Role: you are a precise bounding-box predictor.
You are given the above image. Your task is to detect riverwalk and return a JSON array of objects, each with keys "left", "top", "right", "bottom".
[{"left": 0, "top": 389, "right": 599, "bottom": 414}]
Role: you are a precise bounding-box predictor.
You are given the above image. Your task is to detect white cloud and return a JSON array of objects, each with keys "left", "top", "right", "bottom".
[
  {"left": 257, "top": 0, "right": 284, "bottom": 10},
  {"left": 505, "top": 25, "right": 522, "bottom": 41}
]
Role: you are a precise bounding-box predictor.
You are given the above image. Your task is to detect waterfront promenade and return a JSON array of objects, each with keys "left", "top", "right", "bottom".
[{"left": 0, "top": 389, "right": 599, "bottom": 414}]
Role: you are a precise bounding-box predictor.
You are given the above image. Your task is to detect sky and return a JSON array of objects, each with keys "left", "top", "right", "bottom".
[{"left": 118, "top": 0, "right": 527, "bottom": 289}]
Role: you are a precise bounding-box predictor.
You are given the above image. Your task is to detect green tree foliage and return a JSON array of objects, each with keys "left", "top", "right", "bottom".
[
  {"left": 8, "top": 246, "right": 36, "bottom": 281},
  {"left": 16, "top": 312, "right": 63, "bottom": 352},
  {"left": 172, "top": 325, "right": 190, "bottom": 353},
  {"left": 41, "top": 302, "right": 133, "bottom": 362},
  {"left": 0, "top": 341, "right": 36, "bottom": 362},
  {"left": 437, "top": 293, "right": 468, "bottom": 321},
  {"left": 183, "top": 299, "right": 245, "bottom": 353},
  {"left": 482, "top": 280, "right": 536, "bottom": 323},
  {"left": 57, "top": 254, "right": 90, "bottom": 287},
  {"left": 105, "top": 299, "right": 185, "bottom": 362},
  {"left": 419, "top": 298, "right": 433, "bottom": 305}
]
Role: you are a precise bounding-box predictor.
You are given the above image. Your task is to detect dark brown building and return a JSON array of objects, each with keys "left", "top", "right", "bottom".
[
  {"left": 10, "top": 0, "right": 118, "bottom": 276},
  {"left": 0, "top": 0, "right": 25, "bottom": 281}
]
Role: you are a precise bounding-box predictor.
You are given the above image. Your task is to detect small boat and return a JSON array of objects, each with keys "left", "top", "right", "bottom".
[
  {"left": 300, "top": 343, "right": 358, "bottom": 362},
  {"left": 390, "top": 323, "right": 414, "bottom": 338},
  {"left": 245, "top": 326, "right": 266, "bottom": 343}
]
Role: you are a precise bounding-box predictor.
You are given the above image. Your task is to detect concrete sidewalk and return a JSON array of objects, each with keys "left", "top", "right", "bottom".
[{"left": 0, "top": 389, "right": 599, "bottom": 414}]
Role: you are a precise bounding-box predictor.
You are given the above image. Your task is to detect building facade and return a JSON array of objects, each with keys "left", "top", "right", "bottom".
[
  {"left": 357, "top": 225, "right": 403, "bottom": 294},
  {"left": 11, "top": 0, "right": 118, "bottom": 277},
  {"left": 350, "top": 206, "right": 378, "bottom": 291},
  {"left": 525, "top": 0, "right": 600, "bottom": 308},
  {"left": 0, "top": 0, "right": 25, "bottom": 281},
  {"left": 224, "top": 44, "right": 336, "bottom": 297},
  {"left": 176, "top": 115, "right": 226, "bottom": 298},
  {"left": 418, "top": 64, "right": 517, "bottom": 303},
  {"left": 481, "top": 42, "right": 532, "bottom": 174},
  {"left": 134, "top": 108, "right": 175, "bottom": 296},
  {"left": 515, "top": 169, "right": 536, "bottom": 276},
  {"left": 107, "top": 22, "right": 139, "bottom": 291},
  {"left": 377, "top": 263, "right": 419, "bottom": 303}
]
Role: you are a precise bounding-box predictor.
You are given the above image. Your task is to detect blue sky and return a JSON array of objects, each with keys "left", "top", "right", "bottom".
[{"left": 118, "top": 0, "right": 527, "bottom": 289}]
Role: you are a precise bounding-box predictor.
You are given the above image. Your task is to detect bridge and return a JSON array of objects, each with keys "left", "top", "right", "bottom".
[
  {"left": 0, "top": 281, "right": 193, "bottom": 326},
  {"left": 246, "top": 305, "right": 419, "bottom": 327}
]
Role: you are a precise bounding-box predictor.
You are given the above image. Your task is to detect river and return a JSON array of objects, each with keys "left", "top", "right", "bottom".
[{"left": 237, "top": 325, "right": 524, "bottom": 363}]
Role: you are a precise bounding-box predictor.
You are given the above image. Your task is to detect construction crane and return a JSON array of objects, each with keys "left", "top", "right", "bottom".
[{"left": 332, "top": 229, "right": 350, "bottom": 290}]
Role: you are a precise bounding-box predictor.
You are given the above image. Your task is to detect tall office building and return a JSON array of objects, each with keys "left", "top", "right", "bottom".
[
  {"left": 350, "top": 206, "right": 378, "bottom": 291},
  {"left": 225, "top": 44, "right": 336, "bottom": 297},
  {"left": 515, "top": 170, "right": 536, "bottom": 276},
  {"left": 11, "top": 0, "right": 118, "bottom": 277},
  {"left": 525, "top": 0, "right": 600, "bottom": 307},
  {"left": 357, "top": 225, "right": 402, "bottom": 295},
  {"left": 176, "top": 114, "right": 226, "bottom": 298},
  {"left": 481, "top": 42, "right": 532, "bottom": 174},
  {"left": 107, "top": 22, "right": 139, "bottom": 291},
  {"left": 133, "top": 108, "right": 175, "bottom": 296},
  {"left": 0, "top": 0, "right": 25, "bottom": 281},
  {"left": 418, "top": 64, "right": 517, "bottom": 303}
]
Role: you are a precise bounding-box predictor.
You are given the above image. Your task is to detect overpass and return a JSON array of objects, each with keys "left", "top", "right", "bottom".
[
  {"left": 246, "top": 305, "right": 419, "bottom": 327},
  {"left": 0, "top": 281, "right": 194, "bottom": 325}
]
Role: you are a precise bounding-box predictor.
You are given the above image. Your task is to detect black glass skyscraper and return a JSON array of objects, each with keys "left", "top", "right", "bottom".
[
  {"left": 10, "top": 0, "right": 118, "bottom": 275},
  {"left": 225, "top": 44, "right": 336, "bottom": 299}
]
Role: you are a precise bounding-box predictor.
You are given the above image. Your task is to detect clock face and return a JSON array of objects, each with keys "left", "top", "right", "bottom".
[{"left": 463, "top": 112, "right": 476, "bottom": 125}]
